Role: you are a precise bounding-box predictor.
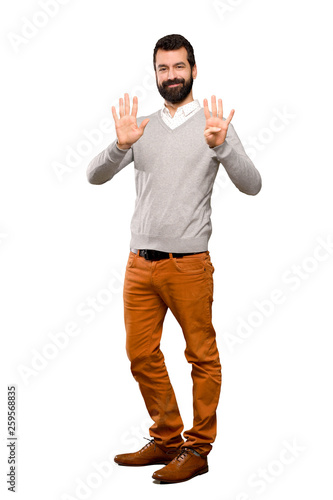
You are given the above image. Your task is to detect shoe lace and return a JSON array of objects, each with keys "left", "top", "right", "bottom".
[
  {"left": 176, "top": 447, "right": 191, "bottom": 461},
  {"left": 141, "top": 437, "right": 156, "bottom": 453},
  {"left": 176, "top": 447, "right": 201, "bottom": 461}
]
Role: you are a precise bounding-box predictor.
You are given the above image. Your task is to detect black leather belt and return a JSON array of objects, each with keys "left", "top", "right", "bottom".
[{"left": 134, "top": 249, "right": 204, "bottom": 261}]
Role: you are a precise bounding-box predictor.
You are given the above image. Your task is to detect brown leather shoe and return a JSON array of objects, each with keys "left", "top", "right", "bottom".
[
  {"left": 152, "top": 447, "right": 209, "bottom": 483},
  {"left": 114, "top": 438, "right": 182, "bottom": 466}
]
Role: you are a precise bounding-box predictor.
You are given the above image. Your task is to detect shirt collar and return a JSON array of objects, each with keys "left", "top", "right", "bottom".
[{"left": 162, "top": 99, "right": 200, "bottom": 117}]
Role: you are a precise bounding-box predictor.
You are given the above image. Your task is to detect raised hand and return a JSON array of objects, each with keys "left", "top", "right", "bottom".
[
  {"left": 111, "top": 93, "right": 150, "bottom": 150},
  {"left": 203, "top": 95, "right": 235, "bottom": 148}
]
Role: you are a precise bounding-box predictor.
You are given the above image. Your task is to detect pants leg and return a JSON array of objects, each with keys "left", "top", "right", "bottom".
[
  {"left": 123, "top": 251, "right": 184, "bottom": 449},
  {"left": 157, "top": 252, "right": 222, "bottom": 456}
]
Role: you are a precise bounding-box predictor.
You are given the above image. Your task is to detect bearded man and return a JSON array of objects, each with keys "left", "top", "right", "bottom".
[{"left": 87, "top": 33, "right": 262, "bottom": 484}]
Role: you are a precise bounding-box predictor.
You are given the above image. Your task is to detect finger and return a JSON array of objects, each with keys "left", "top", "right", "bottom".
[
  {"left": 131, "top": 96, "right": 138, "bottom": 117},
  {"left": 226, "top": 108, "right": 235, "bottom": 125},
  {"left": 203, "top": 98, "right": 211, "bottom": 120},
  {"left": 111, "top": 106, "right": 119, "bottom": 123},
  {"left": 139, "top": 118, "right": 150, "bottom": 132},
  {"left": 119, "top": 97, "right": 124, "bottom": 118},
  {"left": 124, "top": 93, "right": 130, "bottom": 115},
  {"left": 211, "top": 95, "right": 217, "bottom": 117},
  {"left": 204, "top": 127, "right": 221, "bottom": 137},
  {"left": 218, "top": 99, "right": 223, "bottom": 120}
]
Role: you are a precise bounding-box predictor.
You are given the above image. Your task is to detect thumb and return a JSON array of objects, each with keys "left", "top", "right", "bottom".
[{"left": 139, "top": 118, "right": 150, "bottom": 132}]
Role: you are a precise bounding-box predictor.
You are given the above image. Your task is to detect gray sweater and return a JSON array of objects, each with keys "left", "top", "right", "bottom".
[{"left": 86, "top": 108, "right": 262, "bottom": 253}]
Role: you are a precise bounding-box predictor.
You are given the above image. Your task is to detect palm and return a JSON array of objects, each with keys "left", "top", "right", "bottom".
[
  {"left": 116, "top": 115, "right": 144, "bottom": 146},
  {"left": 203, "top": 96, "right": 235, "bottom": 148},
  {"left": 112, "top": 93, "right": 149, "bottom": 149}
]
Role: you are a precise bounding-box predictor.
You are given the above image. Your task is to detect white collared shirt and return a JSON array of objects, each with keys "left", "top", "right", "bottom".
[{"left": 161, "top": 99, "right": 201, "bottom": 130}]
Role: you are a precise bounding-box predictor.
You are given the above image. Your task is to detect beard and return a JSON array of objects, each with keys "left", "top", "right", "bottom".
[{"left": 156, "top": 74, "right": 194, "bottom": 104}]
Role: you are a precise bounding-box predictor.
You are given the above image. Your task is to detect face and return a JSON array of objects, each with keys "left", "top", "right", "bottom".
[{"left": 155, "top": 47, "right": 197, "bottom": 104}]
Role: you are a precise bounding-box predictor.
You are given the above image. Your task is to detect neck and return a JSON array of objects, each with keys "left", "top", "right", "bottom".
[{"left": 164, "top": 93, "right": 194, "bottom": 117}]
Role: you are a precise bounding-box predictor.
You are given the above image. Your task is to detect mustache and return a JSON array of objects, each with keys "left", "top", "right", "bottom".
[{"left": 162, "top": 78, "right": 185, "bottom": 88}]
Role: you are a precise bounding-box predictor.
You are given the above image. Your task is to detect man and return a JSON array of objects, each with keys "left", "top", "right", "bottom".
[{"left": 86, "top": 34, "right": 262, "bottom": 484}]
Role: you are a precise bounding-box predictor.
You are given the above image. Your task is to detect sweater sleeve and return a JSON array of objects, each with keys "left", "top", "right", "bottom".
[
  {"left": 86, "top": 139, "right": 134, "bottom": 185},
  {"left": 212, "top": 123, "right": 262, "bottom": 195}
]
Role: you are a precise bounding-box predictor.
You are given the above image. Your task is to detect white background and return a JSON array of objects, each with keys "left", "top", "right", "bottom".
[{"left": 1, "top": 0, "right": 332, "bottom": 499}]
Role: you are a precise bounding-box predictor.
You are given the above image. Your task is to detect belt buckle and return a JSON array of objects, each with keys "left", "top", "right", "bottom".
[
  {"left": 142, "top": 249, "right": 150, "bottom": 260},
  {"left": 142, "top": 249, "right": 155, "bottom": 260},
  {"left": 141, "top": 249, "right": 166, "bottom": 261}
]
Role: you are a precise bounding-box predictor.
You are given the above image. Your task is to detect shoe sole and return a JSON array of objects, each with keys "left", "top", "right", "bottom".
[
  {"left": 153, "top": 465, "right": 209, "bottom": 483},
  {"left": 115, "top": 460, "right": 173, "bottom": 467}
]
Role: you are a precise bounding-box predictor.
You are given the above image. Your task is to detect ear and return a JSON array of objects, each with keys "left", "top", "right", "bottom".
[{"left": 192, "top": 64, "right": 197, "bottom": 80}]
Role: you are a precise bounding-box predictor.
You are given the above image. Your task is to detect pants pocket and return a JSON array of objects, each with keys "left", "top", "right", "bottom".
[
  {"left": 126, "top": 251, "right": 137, "bottom": 269},
  {"left": 174, "top": 256, "right": 206, "bottom": 274}
]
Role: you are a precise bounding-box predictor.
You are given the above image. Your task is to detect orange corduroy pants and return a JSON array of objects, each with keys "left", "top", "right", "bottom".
[{"left": 123, "top": 250, "right": 222, "bottom": 456}]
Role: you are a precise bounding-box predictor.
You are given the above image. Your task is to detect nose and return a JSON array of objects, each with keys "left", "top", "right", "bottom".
[{"left": 167, "top": 68, "right": 176, "bottom": 80}]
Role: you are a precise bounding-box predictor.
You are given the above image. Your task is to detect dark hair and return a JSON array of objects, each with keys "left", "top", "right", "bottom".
[{"left": 153, "top": 34, "right": 196, "bottom": 71}]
